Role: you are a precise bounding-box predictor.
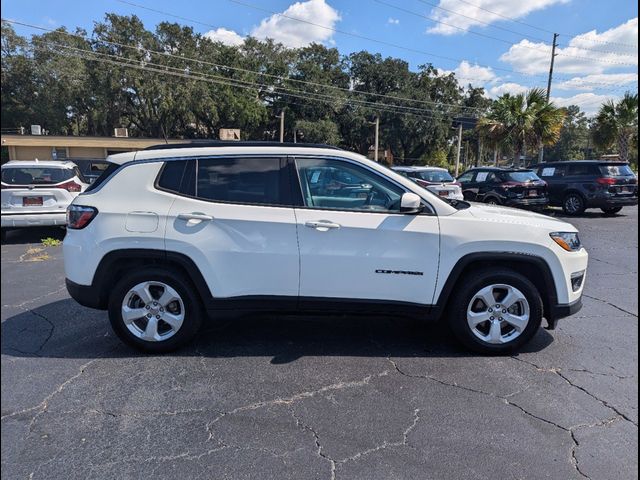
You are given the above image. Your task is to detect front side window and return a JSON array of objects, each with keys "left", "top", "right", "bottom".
[
  {"left": 196, "top": 157, "right": 282, "bottom": 205},
  {"left": 296, "top": 158, "right": 404, "bottom": 212},
  {"left": 457, "top": 171, "right": 475, "bottom": 183}
]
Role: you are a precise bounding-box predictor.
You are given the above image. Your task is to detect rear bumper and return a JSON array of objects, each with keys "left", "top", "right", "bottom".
[
  {"left": 66, "top": 278, "right": 105, "bottom": 310},
  {"left": 587, "top": 195, "right": 638, "bottom": 208},
  {"left": 1, "top": 211, "right": 66, "bottom": 227},
  {"left": 505, "top": 197, "right": 549, "bottom": 208},
  {"left": 546, "top": 296, "right": 582, "bottom": 329}
]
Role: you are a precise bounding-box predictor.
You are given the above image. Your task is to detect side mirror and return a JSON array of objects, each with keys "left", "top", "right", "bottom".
[{"left": 400, "top": 192, "right": 423, "bottom": 214}]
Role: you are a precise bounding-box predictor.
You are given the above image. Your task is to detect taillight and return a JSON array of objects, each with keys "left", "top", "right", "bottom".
[
  {"left": 58, "top": 180, "right": 82, "bottom": 192},
  {"left": 596, "top": 177, "right": 617, "bottom": 186},
  {"left": 415, "top": 179, "right": 430, "bottom": 187},
  {"left": 67, "top": 205, "right": 98, "bottom": 229},
  {"left": 501, "top": 182, "right": 521, "bottom": 188},
  {"left": 452, "top": 181, "right": 462, "bottom": 187}
]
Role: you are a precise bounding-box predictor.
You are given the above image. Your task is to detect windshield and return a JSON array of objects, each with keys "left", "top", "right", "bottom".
[
  {"left": 600, "top": 164, "right": 635, "bottom": 176},
  {"left": 1, "top": 166, "right": 78, "bottom": 185},
  {"left": 502, "top": 171, "right": 540, "bottom": 182},
  {"left": 416, "top": 170, "right": 454, "bottom": 182}
]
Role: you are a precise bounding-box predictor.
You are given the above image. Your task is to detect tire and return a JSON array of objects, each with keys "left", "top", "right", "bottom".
[
  {"left": 108, "top": 267, "right": 204, "bottom": 353},
  {"left": 448, "top": 269, "right": 543, "bottom": 354},
  {"left": 485, "top": 197, "right": 501, "bottom": 205},
  {"left": 562, "top": 193, "right": 586, "bottom": 215},
  {"left": 601, "top": 206, "right": 623, "bottom": 215}
]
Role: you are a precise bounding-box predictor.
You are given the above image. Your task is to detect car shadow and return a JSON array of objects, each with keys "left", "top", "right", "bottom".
[
  {"left": 543, "top": 208, "right": 630, "bottom": 219},
  {"left": 2, "top": 226, "right": 66, "bottom": 245},
  {"left": 1, "top": 298, "right": 554, "bottom": 363}
]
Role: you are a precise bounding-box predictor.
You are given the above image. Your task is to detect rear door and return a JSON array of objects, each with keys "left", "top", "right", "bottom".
[
  {"left": 292, "top": 156, "right": 440, "bottom": 305},
  {"left": 163, "top": 156, "right": 300, "bottom": 299}
]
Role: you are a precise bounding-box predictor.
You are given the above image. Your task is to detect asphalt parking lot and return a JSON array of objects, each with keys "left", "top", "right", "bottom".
[{"left": 1, "top": 207, "right": 638, "bottom": 480}]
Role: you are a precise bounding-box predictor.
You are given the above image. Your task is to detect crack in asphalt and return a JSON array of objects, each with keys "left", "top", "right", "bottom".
[
  {"left": 25, "top": 308, "right": 56, "bottom": 353},
  {"left": 290, "top": 408, "right": 337, "bottom": 480},
  {"left": 387, "top": 357, "right": 626, "bottom": 480},
  {"left": 3, "top": 285, "right": 67, "bottom": 309},
  {"left": 582, "top": 294, "right": 638, "bottom": 317},
  {"left": 204, "top": 370, "right": 391, "bottom": 442},
  {"left": 511, "top": 356, "right": 638, "bottom": 427}
]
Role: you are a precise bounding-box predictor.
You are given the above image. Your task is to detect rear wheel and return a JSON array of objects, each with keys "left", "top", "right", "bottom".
[
  {"left": 601, "top": 206, "right": 623, "bottom": 215},
  {"left": 485, "top": 197, "right": 500, "bottom": 205},
  {"left": 448, "top": 269, "right": 543, "bottom": 354},
  {"left": 108, "top": 267, "right": 203, "bottom": 353},
  {"left": 562, "top": 193, "right": 586, "bottom": 215}
]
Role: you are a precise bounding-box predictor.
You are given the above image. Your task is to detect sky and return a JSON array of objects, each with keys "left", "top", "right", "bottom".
[{"left": 2, "top": 0, "right": 638, "bottom": 115}]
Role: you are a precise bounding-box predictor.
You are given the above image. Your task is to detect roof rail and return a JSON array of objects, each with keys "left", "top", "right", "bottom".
[{"left": 144, "top": 141, "right": 343, "bottom": 151}]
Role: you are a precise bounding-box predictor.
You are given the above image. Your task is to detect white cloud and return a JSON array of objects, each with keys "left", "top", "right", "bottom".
[
  {"left": 551, "top": 92, "right": 617, "bottom": 115},
  {"left": 250, "top": 0, "right": 341, "bottom": 48},
  {"left": 426, "top": 0, "right": 568, "bottom": 35},
  {"left": 388, "top": 17, "right": 400, "bottom": 25},
  {"left": 204, "top": 28, "right": 245, "bottom": 46},
  {"left": 438, "top": 61, "right": 498, "bottom": 89},
  {"left": 487, "top": 82, "right": 529, "bottom": 97},
  {"left": 556, "top": 73, "right": 638, "bottom": 91},
  {"left": 500, "top": 18, "right": 638, "bottom": 75}
]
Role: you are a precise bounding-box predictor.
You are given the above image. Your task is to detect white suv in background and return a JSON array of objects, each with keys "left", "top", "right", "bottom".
[
  {"left": 1, "top": 160, "right": 88, "bottom": 239},
  {"left": 392, "top": 166, "right": 464, "bottom": 201},
  {"left": 63, "top": 143, "right": 588, "bottom": 354}
]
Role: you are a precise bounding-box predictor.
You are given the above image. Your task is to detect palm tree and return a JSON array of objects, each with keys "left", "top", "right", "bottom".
[
  {"left": 476, "top": 88, "right": 565, "bottom": 166},
  {"left": 592, "top": 92, "right": 638, "bottom": 162}
]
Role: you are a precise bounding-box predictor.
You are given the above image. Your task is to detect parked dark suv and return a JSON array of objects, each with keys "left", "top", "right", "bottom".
[
  {"left": 529, "top": 161, "right": 638, "bottom": 215},
  {"left": 456, "top": 167, "right": 549, "bottom": 209}
]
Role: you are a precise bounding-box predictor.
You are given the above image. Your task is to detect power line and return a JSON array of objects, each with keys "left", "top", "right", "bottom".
[
  {"left": 110, "top": 1, "right": 638, "bottom": 86},
  {"left": 32, "top": 40, "right": 473, "bottom": 120},
  {"left": 413, "top": 0, "right": 637, "bottom": 56},
  {"left": 444, "top": 0, "right": 639, "bottom": 49},
  {"left": 376, "top": 0, "right": 637, "bottom": 66},
  {"left": 5, "top": 18, "right": 484, "bottom": 114}
]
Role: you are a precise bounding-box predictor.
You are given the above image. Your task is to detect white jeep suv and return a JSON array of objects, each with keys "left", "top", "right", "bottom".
[{"left": 63, "top": 143, "right": 588, "bottom": 354}]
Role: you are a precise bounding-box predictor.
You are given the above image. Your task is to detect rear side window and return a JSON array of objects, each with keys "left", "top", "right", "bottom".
[
  {"left": 84, "top": 163, "right": 119, "bottom": 192},
  {"left": 600, "top": 164, "right": 634, "bottom": 176},
  {"left": 1, "top": 166, "right": 74, "bottom": 185},
  {"left": 157, "top": 161, "right": 188, "bottom": 193},
  {"left": 196, "top": 157, "right": 283, "bottom": 205},
  {"left": 567, "top": 164, "right": 599, "bottom": 176}
]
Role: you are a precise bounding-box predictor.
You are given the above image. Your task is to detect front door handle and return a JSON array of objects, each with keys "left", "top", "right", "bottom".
[
  {"left": 178, "top": 213, "right": 214, "bottom": 221},
  {"left": 305, "top": 220, "right": 341, "bottom": 230}
]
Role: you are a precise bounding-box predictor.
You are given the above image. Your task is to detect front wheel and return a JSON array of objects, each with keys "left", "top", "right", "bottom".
[
  {"left": 108, "top": 267, "right": 204, "bottom": 353},
  {"left": 601, "top": 206, "right": 623, "bottom": 215},
  {"left": 448, "top": 269, "right": 543, "bottom": 354}
]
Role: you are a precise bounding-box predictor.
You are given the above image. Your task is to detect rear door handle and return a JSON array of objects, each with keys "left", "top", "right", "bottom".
[
  {"left": 178, "top": 213, "right": 214, "bottom": 221},
  {"left": 305, "top": 220, "right": 340, "bottom": 230}
]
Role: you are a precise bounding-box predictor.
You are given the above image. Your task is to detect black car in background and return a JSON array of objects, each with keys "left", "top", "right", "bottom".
[
  {"left": 456, "top": 167, "right": 549, "bottom": 210},
  {"left": 529, "top": 160, "right": 638, "bottom": 215},
  {"left": 71, "top": 159, "right": 112, "bottom": 184}
]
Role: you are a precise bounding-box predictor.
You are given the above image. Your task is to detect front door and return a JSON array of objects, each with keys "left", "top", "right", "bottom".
[
  {"left": 292, "top": 157, "right": 440, "bottom": 306},
  {"left": 164, "top": 156, "right": 299, "bottom": 299}
]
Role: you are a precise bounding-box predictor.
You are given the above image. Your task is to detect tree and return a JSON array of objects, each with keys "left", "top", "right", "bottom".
[
  {"left": 592, "top": 92, "right": 638, "bottom": 162},
  {"left": 476, "top": 88, "right": 565, "bottom": 166},
  {"left": 545, "top": 105, "right": 590, "bottom": 161}
]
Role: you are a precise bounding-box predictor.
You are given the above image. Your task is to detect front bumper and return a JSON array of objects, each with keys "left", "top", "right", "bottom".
[
  {"left": 1, "top": 211, "right": 66, "bottom": 228},
  {"left": 546, "top": 296, "right": 582, "bottom": 329}
]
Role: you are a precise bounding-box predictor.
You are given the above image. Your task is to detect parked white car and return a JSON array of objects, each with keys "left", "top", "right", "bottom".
[
  {"left": 63, "top": 143, "right": 588, "bottom": 354},
  {"left": 1, "top": 160, "right": 88, "bottom": 238},
  {"left": 393, "top": 166, "right": 464, "bottom": 201}
]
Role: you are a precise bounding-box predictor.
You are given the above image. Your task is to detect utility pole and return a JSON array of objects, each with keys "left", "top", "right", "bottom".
[
  {"left": 279, "top": 111, "right": 285, "bottom": 143},
  {"left": 454, "top": 122, "right": 463, "bottom": 176},
  {"left": 539, "top": 32, "right": 559, "bottom": 163},
  {"left": 370, "top": 116, "right": 380, "bottom": 162}
]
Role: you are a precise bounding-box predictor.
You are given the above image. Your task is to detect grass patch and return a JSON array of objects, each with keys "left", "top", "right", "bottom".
[{"left": 41, "top": 237, "right": 62, "bottom": 247}]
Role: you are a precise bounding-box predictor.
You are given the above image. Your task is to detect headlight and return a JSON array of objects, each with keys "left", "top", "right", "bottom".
[{"left": 550, "top": 232, "right": 582, "bottom": 252}]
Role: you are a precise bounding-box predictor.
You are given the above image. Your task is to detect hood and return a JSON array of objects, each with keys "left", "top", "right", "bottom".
[{"left": 464, "top": 203, "right": 577, "bottom": 232}]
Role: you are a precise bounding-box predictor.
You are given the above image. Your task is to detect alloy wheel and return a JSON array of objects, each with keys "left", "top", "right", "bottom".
[
  {"left": 466, "top": 283, "right": 530, "bottom": 344},
  {"left": 121, "top": 281, "right": 185, "bottom": 342}
]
